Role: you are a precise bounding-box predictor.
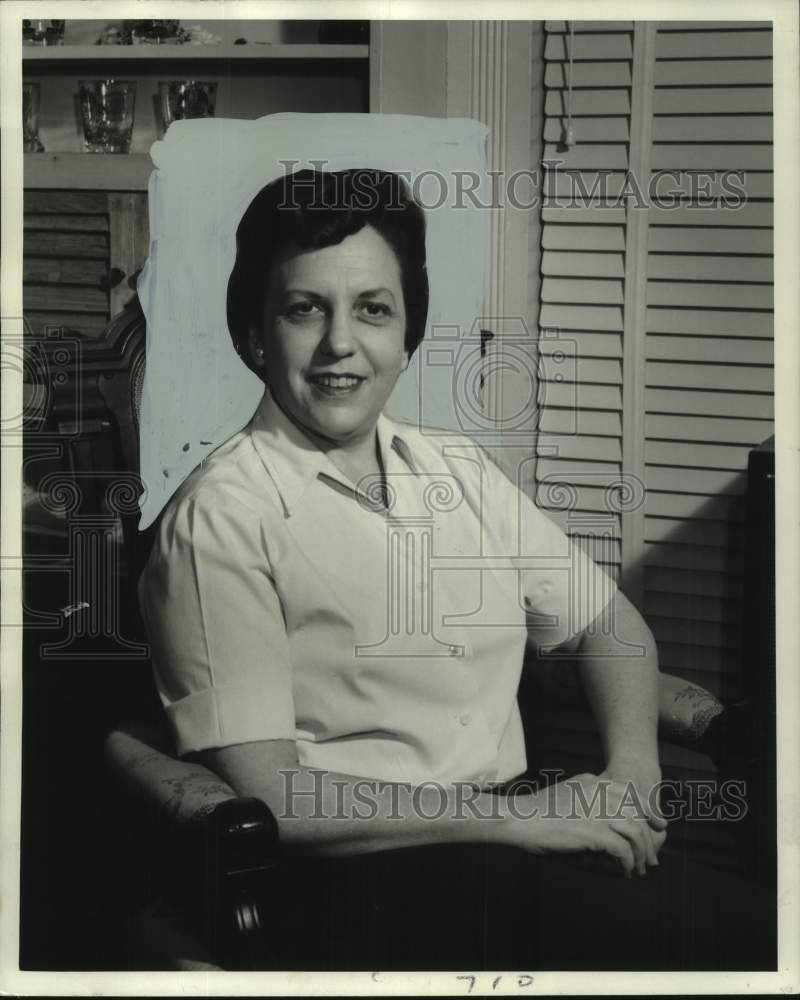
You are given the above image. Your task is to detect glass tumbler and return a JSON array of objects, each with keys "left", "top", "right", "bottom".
[
  {"left": 22, "top": 19, "right": 65, "bottom": 46},
  {"left": 159, "top": 81, "right": 217, "bottom": 132},
  {"left": 78, "top": 80, "right": 137, "bottom": 154},
  {"left": 23, "top": 82, "right": 44, "bottom": 152},
  {"left": 127, "top": 20, "right": 180, "bottom": 44}
]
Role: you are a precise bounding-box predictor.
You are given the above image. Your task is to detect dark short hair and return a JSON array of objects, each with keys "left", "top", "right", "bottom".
[{"left": 226, "top": 168, "right": 429, "bottom": 372}]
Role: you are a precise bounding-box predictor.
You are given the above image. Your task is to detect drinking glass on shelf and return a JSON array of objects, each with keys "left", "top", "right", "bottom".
[
  {"left": 22, "top": 19, "right": 65, "bottom": 46},
  {"left": 158, "top": 81, "right": 217, "bottom": 133},
  {"left": 78, "top": 80, "right": 137, "bottom": 154},
  {"left": 127, "top": 20, "right": 181, "bottom": 44},
  {"left": 22, "top": 83, "right": 44, "bottom": 153}
]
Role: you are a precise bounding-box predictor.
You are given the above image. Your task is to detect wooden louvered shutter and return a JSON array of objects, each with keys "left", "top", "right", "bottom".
[
  {"left": 23, "top": 191, "right": 112, "bottom": 337},
  {"left": 23, "top": 190, "right": 149, "bottom": 338},
  {"left": 536, "top": 21, "right": 634, "bottom": 585},
  {"left": 536, "top": 21, "right": 773, "bottom": 700},
  {"left": 643, "top": 21, "right": 773, "bottom": 703},
  {"left": 531, "top": 22, "right": 773, "bottom": 798}
]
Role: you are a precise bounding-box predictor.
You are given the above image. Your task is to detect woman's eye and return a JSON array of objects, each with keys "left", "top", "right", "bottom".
[
  {"left": 357, "top": 301, "right": 391, "bottom": 319},
  {"left": 285, "top": 301, "right": 322, "bottom": 319}
]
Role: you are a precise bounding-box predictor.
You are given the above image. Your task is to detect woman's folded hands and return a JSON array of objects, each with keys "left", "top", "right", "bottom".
[{"left": 498, "top": 770, "right": 667, "bottom": 879}]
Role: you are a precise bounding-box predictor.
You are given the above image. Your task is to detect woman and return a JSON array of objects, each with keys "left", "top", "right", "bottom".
[{"left": 139, "top": 168, "right": 770, "bottom": 970}]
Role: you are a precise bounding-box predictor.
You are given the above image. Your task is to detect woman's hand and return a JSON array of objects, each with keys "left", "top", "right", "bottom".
[
  {"left": 599, "top": 760, "right": 669, "bottom": 864},
  {"left": 501, "top": 772, "right": 665, "bottom": 878}
]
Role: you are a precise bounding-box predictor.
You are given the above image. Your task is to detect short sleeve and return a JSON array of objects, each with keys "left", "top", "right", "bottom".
[
  {"left": 138, "top": 487, "right": 295, "bottom": 756},
  {"left": 477, "top": 448, "right": 618, "bottom": 649}
]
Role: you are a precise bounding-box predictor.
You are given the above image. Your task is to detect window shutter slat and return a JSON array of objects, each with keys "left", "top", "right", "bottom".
[
  {"left": 646, "top": 387, "right": 773, "bottom": 419},
  {"left": 541, "top": 408, "right": 622, "bottom": 436},
  {"left": 655, "top": 29, "right": 772, "bottom": 58},
  {"left": 545, "top": 62, "right": 633, "bottom": 88},
  {"left": 541, "top": 330, "right": 622, "bottom": 357},
  {"left": 649, "top": 204, "right": 773, "bottom": 226},
  {"left": 651, "top": 144, "right": 773, "bottom": 171},
  {"left": 645, "top": 516, "right": 743, "bottom": 547},
  {"left": 542, "top": 251, "right": 626, "bottom": 279},
  {"left": 649, "top": 227, "right": 772, "bottom": 254},
  {"left": 542, "top": 277, "right": 624, "bottom": 305},
  {"left": 645, "top": 541, "right": 743, "bottom": 572},
  {"left": 654, "top": 58, "right": 772, "bottom": 86},
  {"left": 645, "top": 467, "right": 748, "bottom": 497},
  {"left": 648, "top": 256, "right": 773, "bottom": 283},
  {"left": 654, "top": 86, "right": 772, "bottom": 114},
  {"left": 652, "top": 116, "right": 772, "bottom": 143},
  {"left": 646, "top": 307, "right": 773, "bottom": 337},
  {"left": 645, "top": 441, "right": 756, "bottom": 470},
  {"left": 646, "top": 566, "right": 741, "bottom": 598},
  {"left": 645, "top": 413, "right": 772, "bottom": 445},
  {"left": 542, "top": 224, "right": 626, "bottom": 250},
  {"left": 645, "top": 361, "right": 773, "bottom": 393},
  {"left": 647, "top": 335, "right": 773, "bottom": 365},
  {"left": 544, "top": 32, "right": 633, "bottom": 61},
  {"left": 545, "top": 89, "right": 631, "bottom": 116}
]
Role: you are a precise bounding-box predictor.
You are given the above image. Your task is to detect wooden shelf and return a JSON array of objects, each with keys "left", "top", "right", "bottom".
[
  {"left": 25, "top": 153, "right": 153, "bottom": 191},
  {"left": 22, "top": 37, "right": 371, "bottom": 189},
  {"left": 23, "top": 43, "right": 369, "bottom": 63}
]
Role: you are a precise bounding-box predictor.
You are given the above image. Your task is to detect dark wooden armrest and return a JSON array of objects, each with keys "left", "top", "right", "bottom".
[
  {"left": 105, "top": 718, "right": 281, "bottom": 969},
  {"left": 203, "top": 796, "right": 282, "bottom": 969}
]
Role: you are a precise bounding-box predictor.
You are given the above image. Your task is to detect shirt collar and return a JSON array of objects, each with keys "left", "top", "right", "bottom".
[{"left": 249, "top": 388, "right": 417, "bottom": 516}]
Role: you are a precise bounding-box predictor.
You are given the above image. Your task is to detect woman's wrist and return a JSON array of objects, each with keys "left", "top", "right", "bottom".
[
  {"left": 481, "top": 790, "right": 547, "bottom": 853},
  {"left": 605, "top": 752, "right": 661, "bottom": 784},
  {"left": 419, "top": 787, "right": 530, "bottom": 850}
]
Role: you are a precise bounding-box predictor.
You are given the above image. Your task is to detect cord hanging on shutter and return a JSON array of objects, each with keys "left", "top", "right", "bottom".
[{"left": 562, "top": 21, "right": 576, "bottom": 148}]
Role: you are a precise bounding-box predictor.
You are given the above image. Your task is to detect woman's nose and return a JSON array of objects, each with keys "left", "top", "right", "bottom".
[{"left": 321, "top": 310, "right": 355, "bottom": 357}]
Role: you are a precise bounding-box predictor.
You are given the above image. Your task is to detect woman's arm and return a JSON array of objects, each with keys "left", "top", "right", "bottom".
[
  {"left": 531, "top": 590, "right": 667, "bottom": 859},
  {"left": 197, "top": 738, "right": 660, "bottom": 876},
  {"left": 526, "top": 588, "right": 667, "bottom": 867},
  {"left": 574, "top": 590, "right": 662, "bottom": 786}
]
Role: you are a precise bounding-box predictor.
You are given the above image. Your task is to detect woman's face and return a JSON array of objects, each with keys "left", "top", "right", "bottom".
[{"left": 250, "top": 225, "right": 409, "bottom": 449}]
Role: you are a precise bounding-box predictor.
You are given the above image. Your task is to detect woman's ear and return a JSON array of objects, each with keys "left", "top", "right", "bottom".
[
  {"left": 248, "top": 328, "right": 266, "bottom": 371},
  {"left": 401, "top": 350, "right": 410, "bottom": 372}
]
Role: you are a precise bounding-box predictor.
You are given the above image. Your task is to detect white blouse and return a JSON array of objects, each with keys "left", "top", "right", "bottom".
[{"left": 139, "top": 389, "right": 617, "bottom": 786}]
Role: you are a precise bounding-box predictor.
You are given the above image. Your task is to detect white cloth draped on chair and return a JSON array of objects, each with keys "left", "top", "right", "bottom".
[{"left": 136, "top": 113, "right": 491, "bottom": 528}]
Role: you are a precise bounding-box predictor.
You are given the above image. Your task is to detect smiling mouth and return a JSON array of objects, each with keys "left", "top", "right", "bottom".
[{"left": 308, "top": 373, "right": 366, "bottom": 394}]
